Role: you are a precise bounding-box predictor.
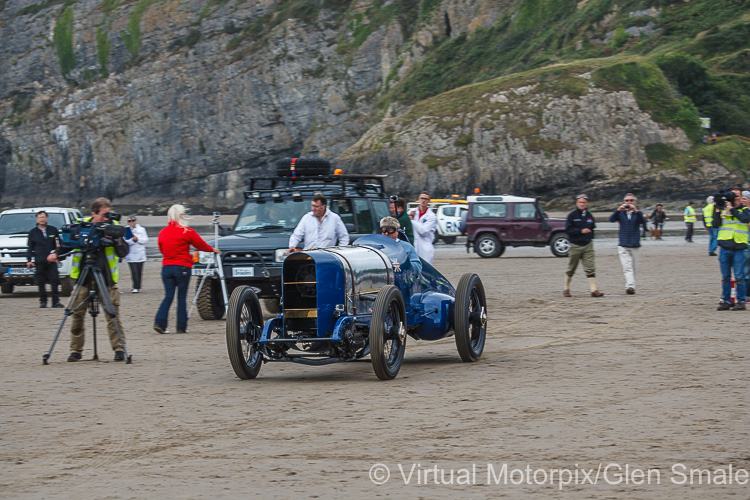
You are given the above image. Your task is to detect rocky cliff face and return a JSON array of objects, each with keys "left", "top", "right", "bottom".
[
  {"left": 0, "top": 1, "right": 740, "bottom": 211},
  {"left": 339, "top": 72, "right": 713, "bottom": 204}
]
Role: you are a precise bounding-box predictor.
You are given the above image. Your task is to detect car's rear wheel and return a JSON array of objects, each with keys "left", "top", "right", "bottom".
[
  {"left": 1, "top": 283, "right": 14, "bottom": 294},
  {"left": 370, "top": 285, "right": 407, "bottom": 380},
  {"left": 196, "top": 279, "right": 225, "bottom": 320},
  {"left": 226, "top": 286, "right": 264, "bottom": 380},
  {"left": 475, "top": 234, "right": 504, "bottom": 258},
  {"left": 454, "top": 273, "right": 487, "bottom": 362},
  {"left": 442, "top": 236, "right": 456, "bottom": 244},
  {"left": 550, "top": 233, "right": 571, "bottom": 257}
]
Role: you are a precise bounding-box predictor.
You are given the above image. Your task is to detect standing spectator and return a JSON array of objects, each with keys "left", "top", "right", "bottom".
[
  {"left": 154, "top": 204, "right": 221, "bottom": 334},
  {"left": 287, "top": 193, "right": 349, "bottom": 253},
  {"left": 712, "top": 187, "right": 750, "bottom": 310},
  {"left": 26, "top": 210, "right": 63, "bottom": 308},
  {"left": 683, "top": 201, "right": 696, "bottom": 242},
  {"left": 609, "top": 193, "right": 647, "bottom": 295},
  {"left": 648, "top": 204, "right": 668, "bottom": 240},
  {"left": 409, "top": 191, "right": 437, "bottom": 264},
  {"left": 390, "top": 197, "right": 413, "bottom": 243},
  {"left": 124, "top": 216, "right": 148, "bottom": 293},
  {"left": 742, "top": 191, "right": 750, "bottom": 301},
  {"left": 563, "top": 194, "right": 603, "bottom": 298},
  {"left": 703, "top": 196, "right": 718, "bottom": 256}
]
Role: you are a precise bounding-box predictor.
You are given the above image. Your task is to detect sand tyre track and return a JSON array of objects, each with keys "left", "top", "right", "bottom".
[
  {"left": 370, "top": 285, "right": 407, "bottom": 381},
  {"left": 454, "top": 273, "right": 487, "bottom": 362},
  {"left": 226, "top": 286, "right": 264, "bottom": 380},
  {"left": 196, "top": 279, "right": 225, "bottom": 320},
  {"left": 275, "top": 158, "right": 331, "bottom": 177}
]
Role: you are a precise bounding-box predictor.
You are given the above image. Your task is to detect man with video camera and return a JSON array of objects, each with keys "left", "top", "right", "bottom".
[
  {"left": 711, "top": 187, "right": 750, "bottom": 310},
  {"left": 48, "top": 198, "right": 130, "bottom": 360}
]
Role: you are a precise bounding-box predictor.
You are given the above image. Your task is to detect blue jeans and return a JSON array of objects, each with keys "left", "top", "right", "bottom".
[
  {"left": 154, "top": 265, "right": 191, "bottom": 331},
  {"left": 745, "top": 247, "right": 750, "bottom": 299},
  {"left": 707, "top": 227, "right": 719, "bottom": 254},
  {"left": 719, "top": 247, "right": 746, "bottom": 303}
]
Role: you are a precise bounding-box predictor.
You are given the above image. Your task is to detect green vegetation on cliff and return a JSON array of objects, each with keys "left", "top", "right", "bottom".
[
  {"left": 381, "top": 0, "right": 750, "bottom": 140},
  {"left": 53, "top": 6, "right": 75, "bottom": 78}
]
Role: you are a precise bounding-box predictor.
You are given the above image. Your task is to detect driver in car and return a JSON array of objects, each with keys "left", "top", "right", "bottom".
[{"left": 379, "top": 216, "right": 422, "bottom": 276}]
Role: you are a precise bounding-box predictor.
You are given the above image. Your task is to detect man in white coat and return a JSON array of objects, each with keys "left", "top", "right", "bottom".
[{"left": 410, "top": 191, "right": 437, "bottom": 264}]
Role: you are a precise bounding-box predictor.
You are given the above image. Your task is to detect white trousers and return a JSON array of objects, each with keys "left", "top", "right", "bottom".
[{"left": 617, "top": 246, "right": 640, "bottom": 289}]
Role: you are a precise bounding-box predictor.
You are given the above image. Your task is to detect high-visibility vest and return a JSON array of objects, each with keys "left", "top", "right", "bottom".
[
  {"left": 684, "top": 205, "right": 696, "bottom": 223},
  {"left": 70, "top": 217, "right": 120, "bottom": 284},
  {"left": 702, "top": 204, "right": 714, "bottom": 227},
  {"left": 718, "top": 208, "right": 750, "bottom": 244}
]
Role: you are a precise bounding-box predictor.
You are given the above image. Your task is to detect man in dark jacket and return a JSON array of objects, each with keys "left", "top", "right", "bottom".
[
  {"left": 26, "top": 210, "right": 63, "bottom": 308},
  {"left": 564, "top": 194, "right": 603, "bottom": 297},
  {"left": 609, "top": 193, "right": 647, "bottom": 295}
]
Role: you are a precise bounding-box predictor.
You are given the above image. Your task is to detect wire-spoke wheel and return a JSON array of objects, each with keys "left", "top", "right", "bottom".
[
  {"left": 455, "top": 273, "right": 487, "bottom": 362},
  {"left": 370, "top": 285, "right": 407, "bottom": 380},
  {"left": 226, "top": 286, "right": 264, "bottom": 379}
]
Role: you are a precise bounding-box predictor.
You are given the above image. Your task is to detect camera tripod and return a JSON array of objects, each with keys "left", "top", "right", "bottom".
[
  {"left": 188, "top": 212, "right": 228, "bottom": 319},
  {"left": 43, "top": 258, "right": 132, "bottom": 364}
]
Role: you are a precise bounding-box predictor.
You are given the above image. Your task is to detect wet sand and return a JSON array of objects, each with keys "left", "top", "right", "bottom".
[{"left": 1, "top": 234, "right": 748, "bottom": 499}]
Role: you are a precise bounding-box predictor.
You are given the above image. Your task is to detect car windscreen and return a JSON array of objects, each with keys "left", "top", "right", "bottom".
[
  {"left": 234, "top": 199, "right": 309, "bottom": 232},
  {"left": 0, "top": 213, "right": 67, "bottom": 235}
]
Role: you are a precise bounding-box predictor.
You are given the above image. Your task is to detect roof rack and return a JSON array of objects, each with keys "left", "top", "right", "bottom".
[{"left": 245, "top": 174, "right": 387, "bottom": 199}]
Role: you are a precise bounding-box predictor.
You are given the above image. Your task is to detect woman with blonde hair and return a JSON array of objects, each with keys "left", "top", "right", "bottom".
[{"left": 154, "top": 204, "right": 220, "bottom": 334}]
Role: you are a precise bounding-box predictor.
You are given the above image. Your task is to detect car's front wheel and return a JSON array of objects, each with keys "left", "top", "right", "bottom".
[
  {"left": 454, "top": 273, "right": 487, "bottom": 362},
  {"left": 550, "top": 233, "right": 571, "bottom": 257},
  {"left": 475, "top": 234, "right": 504, "bottom": 258},
  {"left": 1, "top": 283, "right": 14, "bottom": 294},
  {"left": 226, "top": 286, "right": 264, "bottom": 380},
  {"left": 370, "top": 285, "right": 407, "bottom": 380},
  {"left": 196, "top": 279, "right": 225, "bottom": 320}
]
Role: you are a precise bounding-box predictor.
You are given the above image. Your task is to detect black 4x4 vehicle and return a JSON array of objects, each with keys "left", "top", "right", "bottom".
[
  {"left": 192, "top": 158, "right": 391, "bottom": 319},
  {"left": 465, "top": 195, "right": 570, "bottom": 258}
]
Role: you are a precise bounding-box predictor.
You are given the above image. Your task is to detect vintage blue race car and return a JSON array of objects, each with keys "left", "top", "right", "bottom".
[{"left": 225, "top": 234, "right": 487, "bottom": 380}]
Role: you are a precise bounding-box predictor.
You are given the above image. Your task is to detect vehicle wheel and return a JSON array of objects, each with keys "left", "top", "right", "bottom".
[
  {"left": 442, "top": 236, "right": 456, "bottom": 245},
  {"left": 263, "top": 297, "right": 282, "bottom": 315},
  {"left": 275, "top": 157, "right": 331, "bottom": 177},
  {"left": 475, "top": 234, "right": 504, "bottom": 258},
  {"left": 550, "top": 233, "right": 571, "bottom": 257},
  {"left": 226, "top": 286, "right": 264, "bottom": 380},
  {"left": 1, "top": 283, "right": 13, "bottom": 294},
  {"left": 370, "top": 285, "right": 407, "bottom": 380},
  {"left": 60, "top": 277, "right": 74, "bottom": 297},
  {"left": 454, "top": 273, "right": 488, "bottom": 362},
  {"left": 196, "top": 279, "right": 225, "bottom": 320}
]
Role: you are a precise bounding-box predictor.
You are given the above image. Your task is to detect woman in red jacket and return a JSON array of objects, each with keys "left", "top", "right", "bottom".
[{"left": 154, "top": 204, "right": 220, "bottom": 334}]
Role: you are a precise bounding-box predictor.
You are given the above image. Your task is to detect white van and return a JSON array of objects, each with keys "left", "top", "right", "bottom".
[{"left": 0, "top": 207, "right": 83, "bottom": 295}]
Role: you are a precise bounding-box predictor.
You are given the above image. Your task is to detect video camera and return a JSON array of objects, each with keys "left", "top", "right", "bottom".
[
  {"left": 60, "top": 212, "right": 126, "bottom": 253},
  {"left": 713, "top": 190, "right": 736, "bottom": 207}
]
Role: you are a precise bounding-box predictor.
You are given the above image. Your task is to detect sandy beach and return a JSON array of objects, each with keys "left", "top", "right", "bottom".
[{"left": 2, "top": 232, "right": 748, "bottom": 499}]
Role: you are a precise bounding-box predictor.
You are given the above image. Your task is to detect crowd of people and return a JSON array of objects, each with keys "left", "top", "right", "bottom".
[
  {"left": 563, "top": 187, "right": 750, "bottom": 310},
  {"left": 20, "top": 186, "right": 750, "bottom": 363}
]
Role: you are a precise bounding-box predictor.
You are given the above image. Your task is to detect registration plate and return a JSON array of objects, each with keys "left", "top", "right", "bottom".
[
  {"left": 232, "top": 267, "right": 255, "bottom": 277},
  {"left": 8, "top": 267, "right": 34, "bottom": 275},
  {"left": 191, "top": 268, "right": 216, "bottom": 277}
]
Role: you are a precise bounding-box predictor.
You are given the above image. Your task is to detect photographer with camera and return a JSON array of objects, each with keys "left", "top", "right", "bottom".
[
  {"left": 712, "top": 187, "right": 750, "bottom": 310},
  {"left": 48, "top": 198, "right": 129, "bottom": 361},
  {"left": 609, "top": 193, "right": 647, "bottom": 295},
  {"left": 389, "top": 196, "right": 413, "bottom": 243}
]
